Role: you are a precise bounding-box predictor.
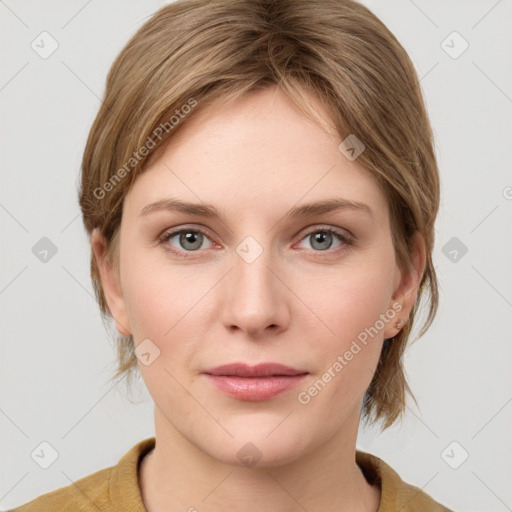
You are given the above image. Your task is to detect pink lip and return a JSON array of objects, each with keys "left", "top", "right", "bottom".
[{"left": 202, "top": 363, "right": 309, "bottom": 401}]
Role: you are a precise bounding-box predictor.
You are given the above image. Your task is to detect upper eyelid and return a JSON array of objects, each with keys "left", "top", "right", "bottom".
[
  {"left": 162, "top": 223, "right": 350, "bottom": 236},
  {"left": 161, "top": 224, "right": 216, "bottom": 240}
]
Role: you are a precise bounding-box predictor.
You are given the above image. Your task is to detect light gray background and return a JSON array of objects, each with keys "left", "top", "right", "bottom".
[{"left": 1, "top": 1, "right": 511, "bottom": 511}]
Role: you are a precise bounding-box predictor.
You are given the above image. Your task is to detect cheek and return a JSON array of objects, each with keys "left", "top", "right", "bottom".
[
  {"left": 298, "top": 249, "right": 396, "bottom": 346},
  {"left": 119, "top": 253, "right": 222, "bottom": 404},
  {"left": 121, "top": 260, "right": 211, "bottom": 406},
  {"left": 292, "top": 247, "right": 396, "bottom": 401},
  {"left": 120, "top": 244, "right": 211, "bottom": 342}
]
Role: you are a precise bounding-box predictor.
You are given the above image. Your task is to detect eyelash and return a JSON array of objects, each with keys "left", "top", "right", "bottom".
[{"left": 157, "top": 225, "right": 355, "bottom": 259}]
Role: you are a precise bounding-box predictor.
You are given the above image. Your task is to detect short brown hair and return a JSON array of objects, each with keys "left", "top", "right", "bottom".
[{"left": 79, "top": 0, "right": 440, "bottom": 430}]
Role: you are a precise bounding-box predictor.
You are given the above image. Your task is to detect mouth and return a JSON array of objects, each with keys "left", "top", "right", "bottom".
[{"left": 201, "top": 362, "right": 309, "bottom": 401}]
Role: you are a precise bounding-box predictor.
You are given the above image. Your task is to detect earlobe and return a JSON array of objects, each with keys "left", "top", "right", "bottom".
[
  {"left": 90, "top": 228, "right": 132, "bottom": 337},
  {"left": 383, "top": 231, "right": 427, "bottom": 339}
]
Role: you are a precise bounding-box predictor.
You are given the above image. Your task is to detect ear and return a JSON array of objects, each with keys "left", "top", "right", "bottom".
[
  {"left": 383, "top": 231, "right": 427, "bottom": 339},
  {"left": 90, "top": 228, "right": 132, "bottom": 337}
]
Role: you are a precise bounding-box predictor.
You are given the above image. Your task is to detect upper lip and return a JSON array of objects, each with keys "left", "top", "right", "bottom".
[{"left": 202, "top": 363, "right": 308, "bottom": 377}]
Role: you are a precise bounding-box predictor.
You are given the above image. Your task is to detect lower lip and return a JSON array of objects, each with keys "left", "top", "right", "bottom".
[{"left": 204, "top": 374, "right": 308, "bottom": 401}]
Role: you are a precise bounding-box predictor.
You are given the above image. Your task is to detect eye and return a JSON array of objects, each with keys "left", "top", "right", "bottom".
[
  {"left": 296, "top": 228, "right": 353, "bottom": 252},
  {"left": 159, "top": 228, "right": 214, "bottom": 252},
  {"left": 158, "top": 225, "right": 354, "bottom": 257}
]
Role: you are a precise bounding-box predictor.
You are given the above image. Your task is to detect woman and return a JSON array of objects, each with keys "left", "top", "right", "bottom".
[{"left": 11, "top": 0, "right": 453, "bottom": 510}]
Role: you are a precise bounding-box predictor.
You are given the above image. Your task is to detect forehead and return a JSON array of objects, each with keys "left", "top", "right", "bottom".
[{"left": 123, "top": 86, "right": 389, "bottom": 224}]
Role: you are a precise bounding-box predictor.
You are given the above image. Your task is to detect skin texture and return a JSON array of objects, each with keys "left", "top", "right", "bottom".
[{"left": 92, "top": 85, "right": 425, "bottom": 512}]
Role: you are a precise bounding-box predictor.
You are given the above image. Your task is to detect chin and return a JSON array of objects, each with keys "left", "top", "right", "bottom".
[{"left": 199, "top": 425, "right": 315, "bottom": 469}]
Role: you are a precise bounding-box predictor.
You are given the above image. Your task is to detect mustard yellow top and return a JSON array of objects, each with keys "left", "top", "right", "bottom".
[{"left": 9, "top": 437, "right": 453, "bottom": 511}]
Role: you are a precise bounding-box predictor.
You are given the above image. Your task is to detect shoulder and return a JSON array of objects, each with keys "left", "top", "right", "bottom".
[
  {"left": 356, "top": 450, "right": 454, "bottom": 512},
  {"left": 8, "top": 466, "right": 113, "bottom": 512},
  {"left": 8, "top": 437, "right": 155, "bottom": 512}
]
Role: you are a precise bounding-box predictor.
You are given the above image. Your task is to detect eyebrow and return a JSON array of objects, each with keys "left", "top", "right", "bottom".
[{"left": 138, "top": 197, "right": 373, "bottom": 221}]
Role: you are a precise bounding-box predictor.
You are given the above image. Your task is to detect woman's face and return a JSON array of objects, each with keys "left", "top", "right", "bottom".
[{"left": 94, "top": 85, "right": 421, "bottom": 467}]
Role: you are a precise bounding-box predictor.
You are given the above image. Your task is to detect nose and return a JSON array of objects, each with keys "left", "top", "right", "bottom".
[{"left": 219, "top": 243, "right": 291, "bottom": 339}]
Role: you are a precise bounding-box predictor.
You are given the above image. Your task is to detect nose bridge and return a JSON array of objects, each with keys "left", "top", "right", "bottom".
[{"left": 221, "top": 236, "right": 288, "bottom": 335}]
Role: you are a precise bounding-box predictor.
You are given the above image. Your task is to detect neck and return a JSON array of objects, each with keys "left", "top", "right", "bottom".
[{"left": 139, "top": 406, "right": 380, "bottom": 512}]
